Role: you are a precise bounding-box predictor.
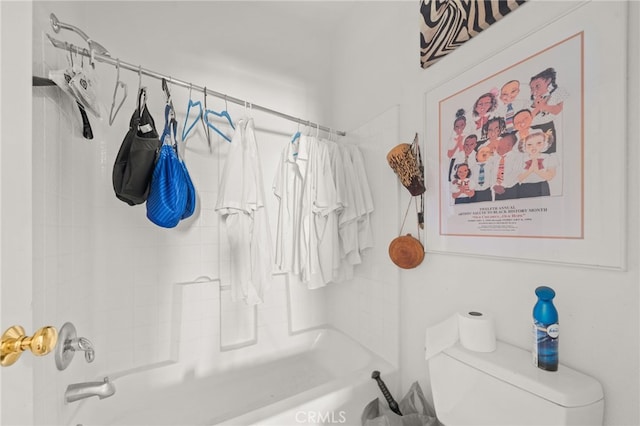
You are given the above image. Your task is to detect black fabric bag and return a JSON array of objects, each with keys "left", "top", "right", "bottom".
[{"left": 113, "top": 88, "right": 161, "bottom": 205}]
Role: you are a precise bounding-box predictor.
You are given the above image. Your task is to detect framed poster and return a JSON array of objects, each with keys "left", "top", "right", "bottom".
[
  {"left": 424, "top": 1, "right": 627, "bottom": 269},
  {"left": 439, "top": 32, "right": 582, "bottom": 238}
]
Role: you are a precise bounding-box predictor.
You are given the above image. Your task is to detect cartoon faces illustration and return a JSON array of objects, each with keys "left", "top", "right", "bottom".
[
  {"left": 482, "top": 117, "right": 506, "bottom": 153},
  {"left": 453, "top": 163, "right": 470, "bottom": 182},
  {"left": 521, "top": 131, "right": 550, "bottom": 157},
  {"left": 476, "top": 146, "right": 492, "bottom": 163},
  {"left": 496, "top": 132, "right": 517, "bottom": 157},
  {"left": 447, "top": 109, "right": 469, "bottom": 158},
  {"left": 472, "top": 92, "right": 498, "bottom": 134},
  {"left": 513, "top": 109, "right": 533, "bottom": 135},
  {"left": 530, "top": 71, "right": 554, "bottom": 100},
  {"left": 529, "top": 67, "right": 565, "bottom": 120},
  {"left": 453, "top": 114, "right": 466, "bottom": 134},
  {"left": 451, "top": 163, "right": 475, "bottom": 203},
  {"left": 463, "top": 135, "right": 478, "bottom": 157},
  {"left": 500, "top": 80, "right": 521, "bottom": 105},
  {"left": 444, "top": 63, "right": 569, "bottom": 205}
]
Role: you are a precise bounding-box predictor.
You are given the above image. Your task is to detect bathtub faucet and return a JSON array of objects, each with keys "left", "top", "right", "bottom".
[
  {"left": 65, "top": 376, "right": 115, "bottom": 403},
  {"left": 68, "top": 336, "right": 95, "bottom": 363}
]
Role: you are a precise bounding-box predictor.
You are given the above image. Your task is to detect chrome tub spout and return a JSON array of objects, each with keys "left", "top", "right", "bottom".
[{"left": 65, "top": 377, "right": 115, "bottom": 403}]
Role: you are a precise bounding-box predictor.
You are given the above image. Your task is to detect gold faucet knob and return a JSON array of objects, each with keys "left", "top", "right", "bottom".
[{"left": 1, "top": 325, "right": 58, "bottom": 367}]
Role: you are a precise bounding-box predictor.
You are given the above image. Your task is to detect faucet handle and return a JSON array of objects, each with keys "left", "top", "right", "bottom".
[
  {"left": 55, "top": 323, "right": 95, "bottom": 371},
  {"left": 72, "top": 337, "right": 95, "bottom": 363}
]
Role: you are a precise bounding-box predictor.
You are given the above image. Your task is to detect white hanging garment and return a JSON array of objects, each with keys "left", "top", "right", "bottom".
[
  {"left": 216, "top": 118, "right": 273, "bottom": 305},
  {"left": 338, "top": 143, "right": 366, "bottom": 266},
  {"left": 347, "top": 144, "right": 375, "bottom": 252},
  {"left": 322, "top": 140, "right": 347, "bottom": 283},
  {"left": 301, "top": 137, "right": 339, "bottom": 289},
  {"left": 273, "top": 134, "right": 340, "bottom": 288},
  {"left": 273, "top": 132, "right": 308, "bottom": 276}
]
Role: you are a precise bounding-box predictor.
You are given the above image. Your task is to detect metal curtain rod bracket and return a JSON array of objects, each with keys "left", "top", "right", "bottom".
[{"left": 46, "top": 17, "right": 346, "bottom": 137}]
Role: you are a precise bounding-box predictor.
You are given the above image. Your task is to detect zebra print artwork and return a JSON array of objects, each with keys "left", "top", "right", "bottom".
[{"left": 420, "top": 0, "right": 527, "bottom": 69}]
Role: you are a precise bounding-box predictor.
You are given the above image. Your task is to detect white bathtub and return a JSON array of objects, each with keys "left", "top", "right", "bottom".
[{"left": 70, "top": 328, "right": 398, "bottom": 426}]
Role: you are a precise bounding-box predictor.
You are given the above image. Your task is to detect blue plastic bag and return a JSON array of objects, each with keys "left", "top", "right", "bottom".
[
  {"left": 146, "top": 143, "right": 188, "bottom": 228},
  {"left": 146, "top": 105, "right": 190, "bottom": 228},
  {"left": 180, "top": 159, "right": 196, "bottom": 220}
]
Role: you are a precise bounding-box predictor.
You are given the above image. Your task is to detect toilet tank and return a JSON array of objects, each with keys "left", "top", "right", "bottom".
[{"left": 428, "top": 341, "right": 604, "bottom": 426}]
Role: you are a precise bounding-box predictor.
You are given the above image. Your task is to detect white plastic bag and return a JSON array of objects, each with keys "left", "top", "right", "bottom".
[{"left": 361, "top": 382, "right": 439, "bottom": 426}]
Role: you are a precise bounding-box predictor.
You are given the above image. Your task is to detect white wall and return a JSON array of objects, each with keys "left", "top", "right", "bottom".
[
  {"left": 330, "top": 1, "right": 639, "bottom": 426},
  {"left": 1, "top": 2, "right": 34, "bottom": 425}
]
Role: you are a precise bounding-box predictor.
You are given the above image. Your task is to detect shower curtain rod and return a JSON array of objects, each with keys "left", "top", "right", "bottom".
[{"left": 46, "top": 34, "right": 347, "bottom": 137}]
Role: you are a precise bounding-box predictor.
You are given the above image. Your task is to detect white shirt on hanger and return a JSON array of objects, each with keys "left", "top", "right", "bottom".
[
  {"left": 216, "top": 118, "right": 273, "bottom": 305},
  {"left": 273, "top": 132, "right": 307, "bottom": 276},
  {"left": 323, "top": 140, "right": 347, "bottom": 283},
  {"left": 338, "top": 143, "right": 365, "bottom": 266},
  {"left": 304, "top": 138, "right": 340, "bottom": 288}
]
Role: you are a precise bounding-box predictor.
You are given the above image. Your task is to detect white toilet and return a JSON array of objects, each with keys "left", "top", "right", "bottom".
[{"left": 428, "top": 340, "right": 604, "bottom": 425}]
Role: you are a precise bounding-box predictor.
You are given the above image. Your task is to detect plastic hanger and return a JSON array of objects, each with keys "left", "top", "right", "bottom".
[
  {"left": 292, "top": 121, "right": 301, "bottom": 144},
  {"left": 181, "top": 84, "right": 203, "bottom": 141},
  {"left": 108, "top": 59, "right": 128, "bottom": 126},
  {"left": 204, "top": 109, "right": 234, "bottom": 143},
  {"left": 291, "top": 122, "right": 301, "bottom": 158},
  {"left": 203, "top": 87, "right": 212, "bottom": 152},
  {"left": 204, "top": 97, "right": 235, "bottom": 143},
  {"left": 62, "top": 44, "right": 93, "bottom": 139}
]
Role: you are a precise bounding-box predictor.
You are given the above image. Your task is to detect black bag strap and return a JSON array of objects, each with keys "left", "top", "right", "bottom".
[{"left": 137, "top": 87, "right": 147, "bottom": 118}]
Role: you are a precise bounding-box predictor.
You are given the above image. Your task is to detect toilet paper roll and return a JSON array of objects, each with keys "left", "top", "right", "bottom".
[
  {"left": 459, "top": 311, "right": 496, "bottom": 353},
  {"left": 425, "top": 310, "right": 496, "bottom": 360}
]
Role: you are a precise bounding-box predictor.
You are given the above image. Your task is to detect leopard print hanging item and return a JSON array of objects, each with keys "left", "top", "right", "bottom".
[{"left": 386, "top": 136, "right": 425, "bottom": 196}]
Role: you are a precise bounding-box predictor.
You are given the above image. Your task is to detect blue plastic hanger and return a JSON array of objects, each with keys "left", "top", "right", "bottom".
[
  {"left": 181, "top": 84, "right": 203, "bottom": 142},
  {"left": 204, "top": 105, "right": 235, "bottom": 143},
  {"left": 291, "top": 123, "right": 301, "bottom": 157}
]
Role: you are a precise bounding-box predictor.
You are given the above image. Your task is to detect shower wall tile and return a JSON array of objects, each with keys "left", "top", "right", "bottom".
[
  {"left": 287, "top": 274, "right": 328, "bottom": 332},
  {"left": 327, "top": 106, "right": 401, "bottom": 367}
]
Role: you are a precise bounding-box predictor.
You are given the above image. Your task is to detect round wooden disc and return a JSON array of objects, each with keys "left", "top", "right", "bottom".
[{"left": 388, "top": 234, "right": 425, "bottom": 269}]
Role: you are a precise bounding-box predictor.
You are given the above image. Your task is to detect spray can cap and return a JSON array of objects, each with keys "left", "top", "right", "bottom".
[{"left": 535, "top": 286, "right": 556, "bottom": 301}]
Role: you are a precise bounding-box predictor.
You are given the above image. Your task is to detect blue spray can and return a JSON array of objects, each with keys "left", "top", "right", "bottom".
[{"left": 532, "top": 286, "right": 559, "bottom": 371}]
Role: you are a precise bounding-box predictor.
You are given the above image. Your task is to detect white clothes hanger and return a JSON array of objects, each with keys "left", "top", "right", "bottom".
[{"left": 108, "top": 59, "right": 128, "bottom": 126}]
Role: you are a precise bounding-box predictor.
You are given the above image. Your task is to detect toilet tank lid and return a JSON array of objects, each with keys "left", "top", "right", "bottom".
[{"left": 442, "top": 341, "right": 603, "bottom": 408}]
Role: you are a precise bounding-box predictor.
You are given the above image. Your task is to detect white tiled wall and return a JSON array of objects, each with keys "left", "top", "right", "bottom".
[
  {"left": 31, "top": 4, "right": 330, "bottom": 424},
  {"left": 31, "top": 89, "right": 331, "bottom": 424},
  {"left": 327, "top": 106, "right": 402, "bottom": 367}
]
